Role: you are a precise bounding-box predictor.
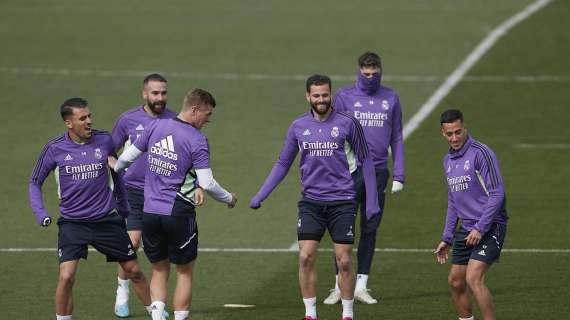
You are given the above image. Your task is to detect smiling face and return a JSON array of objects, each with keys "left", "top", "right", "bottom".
[
  {"left": 306, "top": 83, "right": 332, "bottom": 116},
  {"left": 65, "top": 107, "right": 93, "bottom": 143},
  {"left": 441, "top": 119, "right": 468, "bottom": 151},
  {"left": 143, "top": 80, "right": 168, "bottom": 116}
]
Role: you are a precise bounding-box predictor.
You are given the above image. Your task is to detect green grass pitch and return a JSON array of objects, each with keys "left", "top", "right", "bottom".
[{"left": 0, "top": 0, "right": 569, "bottom": 319}]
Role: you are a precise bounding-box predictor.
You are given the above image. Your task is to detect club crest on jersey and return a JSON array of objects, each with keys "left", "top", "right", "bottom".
[
  {"left": 369, "top": 100, "right": 374, "bottom": 105},
  {"left": 302, "top": 129, "right": 311, "bottom": 136},
  {"left": 382, "top": 100, "right": 390, "bottom": 110},
  {"left": 353, "top": 101, "right": 362, "bottom": 108},
  {"left": 464, "top": 160, "right": 470, "bottom": 171},
  {"left": 94, "top": 148, "right": 102, "bottom": 160},
  {"left": 331, "top": 126, "right": 339, "bottom": 138}
]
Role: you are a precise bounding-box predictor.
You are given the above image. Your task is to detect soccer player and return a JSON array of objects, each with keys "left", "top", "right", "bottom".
[
  {"left": 112, "top": 88, "right": 237, "bottom": 320},
  {"left": 324, "top": 51, "right": 405, "bottom": 304},
  {"left": 28, "top": 98, "right": 153, "bottom": 320},
  {"left": 111, "top": 73, "right": 203, "bottom": 318},
  {"left": 434, "top": 109, "right": 508, "bottom": 320},
  {"left": 250, "top": 74, "right": 380, "bottom": 320}
]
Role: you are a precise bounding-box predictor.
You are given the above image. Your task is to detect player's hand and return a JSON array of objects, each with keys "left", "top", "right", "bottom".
[
  {"left": 249, "top": 196, "right": 261, "bottom": 209},
  {"left": 228, "top": 193, "right": 237, "bottom": 208},
  {"left": 391, "top": 181, "right": 404, "bottom": 194},
  {"left": 465, "top": 229, "right": 482, "bottom": 246},
  {"left": 434, "top": 241, "right": 449, "bottom": 264},
  {"left": 41, "top": 216, "right": 52, "bottom": 227},
  {"left": 194, "top": 188, "right": 205, "bottom": 207},
  {"left": 107, "top": 155, "right": 117, "bottom": 170}
]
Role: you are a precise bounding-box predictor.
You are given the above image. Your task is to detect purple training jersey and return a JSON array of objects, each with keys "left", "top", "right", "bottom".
[
  {"left": 441, "top": 137, "right": 508, "bottom": 244},
  {"left": 29, "top": 130, "right": 128, "bottom": 224},
  {"left": 333, "top": 83, "right": 405, "bottom": 182},
  {"left": 252, "top": 109, "right": 380, "bottom": 218},
  {"left": 111, "top": 106, "right": 176, "bottom": 190},
  {"left": 133, "top": 118, "right": 209, "bottom": 215}
]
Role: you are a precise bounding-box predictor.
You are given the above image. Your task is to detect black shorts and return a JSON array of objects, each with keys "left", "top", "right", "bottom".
[
  {"left": 452, "top": 224, "right": 507, "bottom": 265},
  {"left": 126, "top": 187, "right": 144, "bottom": 231},
  {"left": 142, "top": 212, "right": 198, "bottom": 264},
  {"left": 297, "top": 197, "right": 357, "bottom": 244},
  {"left": 353, "top": 167, "right": 389, "bottom": 234},
  {"left": 57, "top": 212, "right": 137, "bottom": 264}
]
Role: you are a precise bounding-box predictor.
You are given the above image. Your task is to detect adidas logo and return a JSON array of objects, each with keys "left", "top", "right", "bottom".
[
  {"left": 477, "top": 250, "right": 486, "bottom": 256},
  {"left": 135, "top": 124, "right": 144, "bottom": 131},
  {"left": 150, "top": 135, "right": 178, "bottom": 160},
  {"left": 302, "top": 129, "right": 311, "bottom": 136},
  {"left": 64, "top": 154, "right": 73, "bottom": 161},
  {"left": 354, "top": 101, "right": 362, "bottom": 107},
  {"left": 127, "top": 249, "right": 135, "bottom": 256},
  {"left": 346, "top": 226, "right": 354, "bottom": 237}
]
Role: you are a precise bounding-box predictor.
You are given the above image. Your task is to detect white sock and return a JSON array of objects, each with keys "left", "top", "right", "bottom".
[
  {"left": 174, "top": 310, "right": 190, "bottom": 320},
  {"left": 302, "top": 297, "right": 317, "bottom": 318},
  {"left": 150, "top": 301, "right": 166, "bottom": 320},
  {"left": 459, "top": 316, "right": 474, "bottom": 320},
  {"left": 334, "top": 274, "right": 340, "bottom": 291},
  {"left": 341, "top": 298, "right": 354, "bottom": 318},
  {"left": 355, "top": 274, "right": 369, "bottom": 292},
  {"left": 56, "top": 315, "right": 72, "bottom": 320},
  {"left": 116, "top": 277, "right": 130, "bottom": 305}
]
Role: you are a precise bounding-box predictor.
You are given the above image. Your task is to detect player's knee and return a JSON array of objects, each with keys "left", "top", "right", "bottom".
[
  {"left": 58, "top": 270, "right": 76, "bottom": 287},
  {"left": 336, "top": 255, "right": 352, "bottom": 273},
  {"left": 123, "top": 262, "right": 145, "bottom": 282},
  {"left": 448, "top": 273, "right": 466, "bottom": 291},
  {"left": 299, "top": 251, "right": 316, "bottom": 268}
]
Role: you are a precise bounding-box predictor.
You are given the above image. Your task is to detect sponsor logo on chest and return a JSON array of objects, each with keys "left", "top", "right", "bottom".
[{"left": 148, "top": 135, "right": 178, "bottom": 176}]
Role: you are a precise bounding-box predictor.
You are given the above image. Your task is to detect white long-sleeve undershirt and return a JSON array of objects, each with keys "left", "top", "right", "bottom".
[
  {"left": 114, "top": 145, "right": 143, "bottom": 172},
  {"left": 196, "top": 168, "right": 233, "bottom": 204}
]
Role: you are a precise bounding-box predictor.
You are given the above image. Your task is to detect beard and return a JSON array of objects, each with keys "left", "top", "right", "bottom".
[
  {"left": 147, "top": 100, "right": 166, "bottom": 114},
  {"left": 310, "top": 100, "right": 331, "bottom": 115}
]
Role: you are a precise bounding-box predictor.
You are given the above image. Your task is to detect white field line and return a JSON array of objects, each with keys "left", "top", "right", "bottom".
[
  {"left": 1, "top": 247, "right": 569, "bottom": 253},
  {"left": 402, "top": 0, "right": 552, "bottom": 140},
  {"left": 513, "top": 143, "right": 570, "bottom": 149},
  {"left": 288, "top": 0, "right": 553, "bottom": 251},
  {"left": 1, "top": 66, "right": 568, "bottom": 83}
]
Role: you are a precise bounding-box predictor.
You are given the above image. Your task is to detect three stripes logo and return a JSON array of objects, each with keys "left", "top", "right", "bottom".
[{"left": 150, "top": 135, "right": 178, "bottom": 160}]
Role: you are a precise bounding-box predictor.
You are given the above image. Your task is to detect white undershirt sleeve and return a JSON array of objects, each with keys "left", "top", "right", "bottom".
[
  {"left": 195, "top": 168, "right": 233, "bottom": 204},
  {"left": 115, "top": 145, "right": 143, "bottom": 172}
]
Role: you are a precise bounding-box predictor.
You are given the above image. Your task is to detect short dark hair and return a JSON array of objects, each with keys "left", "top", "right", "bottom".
[
  {"left": 143, "top": 73, "right": 167, "bottom": 87},
  {"left": 440, "top": 109, "right": 464, "bottom": 125},
  {"left": 305, "top": 74, "right": 331, "bottom": 93},
  {"left": 60, "top": 97, "right": 88, "bottom": 120},
  {"left": 184, "top": 88, "right": 216, "bottom": 108},
  {"left": 358, "top": 51, "right": 382, "bottom": 69}
]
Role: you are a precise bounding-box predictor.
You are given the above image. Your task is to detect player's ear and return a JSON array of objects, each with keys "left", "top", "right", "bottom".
[
  {"left": 305, "top": 92, "right": 311, "bottom": 103},
  {"left": 64, "top": 119, "right": 73, "bottom": 129}
]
